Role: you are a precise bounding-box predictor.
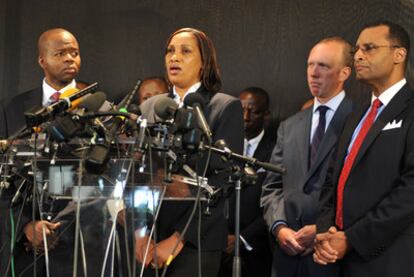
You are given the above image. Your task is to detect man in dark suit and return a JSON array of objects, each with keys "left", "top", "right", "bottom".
[
  {"left": 0, "top": 28, "right": 82, "bottom": 276},
  {"left": 4, "top": 28, "right": 81, "bottom": 137},
  {"left": 314, "top": 21, "right": 414, "bottom": 277},
  {"left": 218, "top": 87, "right": 274, "bottom": 277},
  {"left": 261, "top": 37, "right": 353, "bottom": 277}
]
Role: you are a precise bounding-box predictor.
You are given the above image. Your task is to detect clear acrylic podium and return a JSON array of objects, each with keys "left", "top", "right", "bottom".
[{"left": 2, "top": 138, "right": 213, "bottom": 277}]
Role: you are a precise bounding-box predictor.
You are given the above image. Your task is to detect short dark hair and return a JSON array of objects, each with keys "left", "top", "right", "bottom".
[
  {"left": 165, "top": 28, "right": 222, "bottom": 94},
  {"left": 240, "top": 86, "right": 270, "bottom": 110},
  {"left": 363, "top": 20, "right": 410, "bottom": 58},
  {"left": 317, "top": 36, "right": 353, "bottom": 67}
]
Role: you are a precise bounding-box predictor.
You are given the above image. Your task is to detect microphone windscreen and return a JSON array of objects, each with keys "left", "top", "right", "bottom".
[
  {"left": 183, "top": 93, "right": 206, "bottom": 110},
  {"left": 78, "top": 91, "right": 107, "bottom": 112},
  {"left": 127, "top": 104, "right": 142, "bottom": 116},
  {"left": 154, "top": 97, "right": 178, "bottom": 120}
]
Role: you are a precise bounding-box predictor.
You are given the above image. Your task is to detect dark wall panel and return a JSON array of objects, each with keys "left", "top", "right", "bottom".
[{"left": 2, "top": 0, "right": 414, "bottom": 121}]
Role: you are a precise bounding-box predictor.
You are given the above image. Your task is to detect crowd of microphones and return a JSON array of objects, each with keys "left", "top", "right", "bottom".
[{"left": 2, "top": 80, "right": 284, "bottom": 194}]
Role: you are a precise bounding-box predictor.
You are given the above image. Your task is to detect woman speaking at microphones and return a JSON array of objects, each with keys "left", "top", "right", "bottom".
[{"left": 136, "top": 27, "right": 244, "bottom": 276}]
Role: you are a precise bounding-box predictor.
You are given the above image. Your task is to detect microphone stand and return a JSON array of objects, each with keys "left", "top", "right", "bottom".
[
  {"left": 203, "top": 143, "right": 286, "bottom": 175},
  {"left": 228, "top": 166, "right": 243, "bottom": 277},
  {"left": 203, "top": 141, "right": 285, "bottom": 277}
]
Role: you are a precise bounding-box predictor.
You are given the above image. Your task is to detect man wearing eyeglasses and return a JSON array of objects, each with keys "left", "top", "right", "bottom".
[{"left": 314, "top": 21, "right": 414, "bottom": 277}]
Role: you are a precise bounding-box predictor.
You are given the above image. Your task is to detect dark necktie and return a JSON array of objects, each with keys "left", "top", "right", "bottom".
[
  {"left": 310, "top": 105, "right": 329, "bottom": 167},
  {"left": 335, "top": 99, "right": 382, "bottom": 229}
]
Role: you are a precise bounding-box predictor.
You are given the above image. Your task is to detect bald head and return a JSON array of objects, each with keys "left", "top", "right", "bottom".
[
  {"left": 37, "top": 28, "right": 81, "bottom": 90},
  {"left": 38, "top": 28, "right": 78, "bottom": 56}
]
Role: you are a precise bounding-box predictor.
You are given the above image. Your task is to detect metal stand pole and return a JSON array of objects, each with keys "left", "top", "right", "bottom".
[{"left": 232, "top": 178, "right": 241, "bottom": 277}]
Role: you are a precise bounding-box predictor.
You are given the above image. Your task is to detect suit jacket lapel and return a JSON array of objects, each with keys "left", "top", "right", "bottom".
[
  {"left": 295, "top": 108, "right": 312, "bottom": 175},
  {"left": 253, "top": 132, "right": 275, "bottom": 163},
  {"left": 352, "top": 84, "right": 412, "bottom": 167},
  {"left": 305, "top": 98, "right": 352, "bottom": 182}
]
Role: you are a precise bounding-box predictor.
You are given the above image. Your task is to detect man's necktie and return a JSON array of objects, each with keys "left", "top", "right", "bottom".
[
  {"left": 245, "top": 142, "right": 252, "bottom": 157},
  {"left": 48, "top": 91, "right": 61, "bottom": 105},
  {"left": 310, "top": 105, "right": 329, "bottom": 167},
  {"left": 335, "top": 99, "right": 382, "bottom": 229}
]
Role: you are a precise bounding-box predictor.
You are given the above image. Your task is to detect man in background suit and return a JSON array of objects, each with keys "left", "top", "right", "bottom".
[
  {"left": 3, "top": 28, "right": 81, "bottom": 137},
  {"left": 314, "top": 21, "right": 414, "bottom": 277},
  {"left": 0, "top": 28, "right": 82, "bottom": 276},
  {"left": 218, "top": 87, "right": 274, "bottom": 277},
  {"left": 261, "top": 37, "right": 353, "bottom": 277}
]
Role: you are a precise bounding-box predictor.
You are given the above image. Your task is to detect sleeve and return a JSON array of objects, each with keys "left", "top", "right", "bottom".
[
  {"left": 240, "top": 216, "right": 268, "bottom": 245},
  {"left": 316, "top": 149, "right": 338, "bottom": 233},
  {"left": 260, "top": 121, "right": 287, "bottom": 232},
  {"left": 0, "top": 100, "right": 9, "bottom": 139}
]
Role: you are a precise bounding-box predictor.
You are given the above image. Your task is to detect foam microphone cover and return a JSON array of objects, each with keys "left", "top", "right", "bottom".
[
  {"left": 48, "top": 115, "right": 84, "bottom": 142},
  {"left": 183, "top": 93, "right": 206, "bottom": 110},
  {"left": 154, "top": 97, "right": 178, "bottom": 120},
  {"left": 175, "top": 108, "right": 196, "bottom": 130},
  {"left": 78, "top": 91, "right": 107, "bottom": 112}
]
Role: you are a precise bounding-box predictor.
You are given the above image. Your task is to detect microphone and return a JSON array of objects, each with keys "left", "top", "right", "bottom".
[
  {"left": 48, "top": 82, "right": 99, "bottom": 113},
  {"left": 184, "top": 93, "right": 212, "bottom": 140},
  {"left": 154, "top": 97, "right": 178, "bottom": 120},
  {"left": 24, "top": 82, "right": 99, "bottom": 127},
  {"left": 47, "top": 92, "right": 107, "bottom": 142},
  {"left": 115, "top": 80, "right": 142, "bottom": 111},
  {"left": 207, "top": 139, "right": 286, "bottom": 174},
  {"left": 77, "top": 91, "right": 107, "bottom": 113},
  {"left": 85, "top": 81, "right": 141, "bottom": 174}
]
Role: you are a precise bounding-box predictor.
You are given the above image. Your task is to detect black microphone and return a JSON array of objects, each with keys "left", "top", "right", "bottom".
[
  {"left": 85, "top": 81, "right": 141, "bottom": 174},
  {"left": 77, "top": 91, "right": 107, "bottom": 113},
  {"left": 24, "top": 82, "right": 99, "bottom": 127},
  {"left": 154, "top": 97, "right": 178, "bottom": 120},
  {"left": 115, "top": 80, "right": 141, "bottom": 111},
  {"left": 184, "top": 93, "right": 212, "bottom": 140},
  {"left": 210, "top": 139, "right": 286, "bottom": 174},
  {"left": 47, "top": 92, "right": 107, "bottom": 142}
]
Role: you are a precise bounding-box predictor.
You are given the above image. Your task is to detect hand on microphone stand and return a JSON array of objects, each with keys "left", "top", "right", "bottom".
[
  {"left": 23, "top": 220, "right": 61, "bottom": 252},
  {"left": 152, "top": 231, "right": 184, "bottom": 268},
  {"left": 225, "top": 234, "right": 236, "bottom": 254},
  {"left": 134, "top": 232, "right": 156, "bottom": 268}
]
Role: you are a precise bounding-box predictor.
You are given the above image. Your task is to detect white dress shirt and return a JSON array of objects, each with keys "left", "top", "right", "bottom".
[
  {"left": 310, "top": 91, "right": 345, "bottom": 142},
  {"left": 244, "top": 129, "right": 265, "bottom": 157},
  {"left": 172, "top": 82, "right": 202, "bottom": 107},
  {"left": 42, "top": 79, "right": 77, "bottom": 107}
]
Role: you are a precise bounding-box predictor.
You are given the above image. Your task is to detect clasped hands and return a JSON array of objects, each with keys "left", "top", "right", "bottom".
[
  {"left": 135, "top": 231, "right": 184, "bottom": 269},
  {"left": 313, "top": 226, "right": 351, "bottom": 265},
  {"left": 274, "top": 224, "right": 316, "bottom": 256}
]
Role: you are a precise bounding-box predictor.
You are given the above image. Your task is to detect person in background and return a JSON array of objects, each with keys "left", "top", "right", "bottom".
[
  {"left": 261, "top": 36, "right": 353, "bottom": 277},
  {"left": 218, "top": 86, "right": 274, "bottom": 277},
  {"left": 138, "top": 76, "right": 169, "bottom": 104},
  {"left": 0, "top": 28, "right": 92, "bottom": 277},
  {"left": 4, "top": 28, "right": 82, "bottom": 137}
]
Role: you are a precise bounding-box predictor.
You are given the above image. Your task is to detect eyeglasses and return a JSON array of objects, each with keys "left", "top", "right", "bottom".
[{"left": 352, "top": 44, "right": 401, "bottom": 55}]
